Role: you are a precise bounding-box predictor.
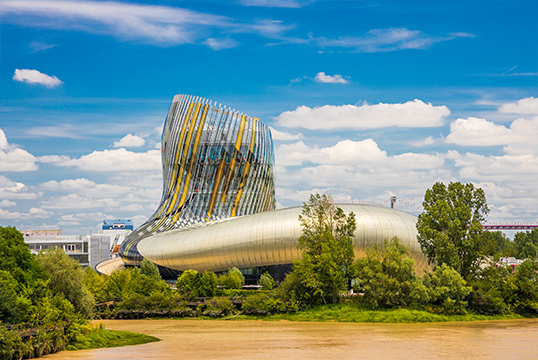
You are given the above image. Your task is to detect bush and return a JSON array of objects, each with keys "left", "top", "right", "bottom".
[
  {"left": 501, "top": 259, "right": 538, "bottom": 314},
  {"left": 468, "top": 265, "right": 510, "bottom": 314},
  {"left": 423, "top": 264, "right": 472, "bottom": 314},
  {"left": 176, "top": 270, "right": 201, "bottom": 297},
  {"left": 259, "top": 272, "right": 275, "bottom": 290},
  {"left": 352, "top": 237, "right": 424, "bottom": 309},
  {"left": 216, "top": 267, "right": 244, "bottom": 289},
  {"left": 202, "top": 298, "right": 233, "bottom": 317}
]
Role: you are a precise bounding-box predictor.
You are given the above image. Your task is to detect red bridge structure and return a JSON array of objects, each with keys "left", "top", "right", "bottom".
[{"left": 482, "top": 223, "right": 538, "bottom": 230}]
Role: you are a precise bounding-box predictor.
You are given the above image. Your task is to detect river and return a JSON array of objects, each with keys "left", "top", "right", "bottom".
[{"left": 44, "top": 319, "right": 538, "bottom": 360}]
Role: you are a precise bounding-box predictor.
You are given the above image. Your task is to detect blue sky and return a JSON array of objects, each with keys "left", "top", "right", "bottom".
[{"left": 1, "top": 0, "right": 537, "bottom": 235}]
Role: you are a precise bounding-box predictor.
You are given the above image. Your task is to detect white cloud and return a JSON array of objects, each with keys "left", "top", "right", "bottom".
[
  {"left": 277, "top": 139, "right": 444, "bottom": 170},
  {"left": 45, "top": 148, "right": 161, "bottom": 172},
  {"left": 269, "top": 127, "right": 303, "bottom": 141},
  {"left": 0, "top": 0, "right": 293, "bottom": 47},
  {"left": 447, "top": 151, "right": 537, "bottom": 181},
  {"left": 13, "top": 69, "right": 63, "bottom": 87},
  {"left": 0, "top": 199, "right": 16, "bottom": 207},
  {"left": 0, "top": 129, "right": 39, "bottom": 172},
  {"left": 0, "top": 176, "right": 41, "bottom": 200},
  {"left": 314, "top": 72, "right": 349, "bottom": 84},
  {"left": 0, "top": 207, "right": 52, "bottom": 220},
  {"left": 275, "top": 99, "right": 449, "bottom": 129},
  {"left": 410, "top": 136, "right": 435, "bottom": 147},
  {"left": 41, "top": 193, "right": 119, "bottom": 209},
  {"left": 204, "top": 38, "right": 239, "bottom": 50},
  {"left": 498, "top": 97, "right": 538, "bottom": 115},
  {"left": 28, "top": 41, "right": 57, "bottom": 52},
  {"left": 313, "top": 28, "right": 473, "bottom": 53},
  {"left": 445, "top": 117, "right": 538, "bottom": 155},
  {"left": 113, "top": 134, "right": 146, "bottom": 148}
]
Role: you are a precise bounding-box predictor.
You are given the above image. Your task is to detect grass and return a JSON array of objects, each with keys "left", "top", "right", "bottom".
[
  {"left": 231, "top": 303, "right": 525, "bottom": 323},
  {"left": 67, "top": 326, "right": 159, "bottom": 351}
]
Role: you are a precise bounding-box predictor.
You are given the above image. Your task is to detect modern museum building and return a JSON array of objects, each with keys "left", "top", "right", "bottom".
[{"left": 118, "top": 94, "right": 426, "bottom": 282}]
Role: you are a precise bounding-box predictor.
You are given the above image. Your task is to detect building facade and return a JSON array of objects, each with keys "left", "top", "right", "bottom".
[
  {"left": 119, "top": 94, "right": 426, "bottom": 281},
  {"left": 119, "top": 94, "right": 276, "bottom": 267}
]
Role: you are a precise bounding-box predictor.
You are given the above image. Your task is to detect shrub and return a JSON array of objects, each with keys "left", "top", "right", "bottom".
[
  {"left": 259, "top": 272, "right": 275, "bottom": 290},
  {"left": 202, "top": 297, "right": 233, "bottom": 317},
  {"left": 423, "top": 264, "right": 472, "bottom": 314},
  {"left": 216, "top": 267, "right": 244, "bottom": 289}
]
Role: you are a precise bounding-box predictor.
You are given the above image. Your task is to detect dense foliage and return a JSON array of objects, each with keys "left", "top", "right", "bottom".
[
  {"left": 417, "top": 182, "right": 489, "bottom": 279},
  {"left": 294, "top": 193, "right": 356, "bottom": 304}
]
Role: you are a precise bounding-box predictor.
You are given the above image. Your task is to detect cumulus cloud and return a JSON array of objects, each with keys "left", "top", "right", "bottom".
[
  {"left": 0, "top": 129, "right": 39, "bottom": 172},
  {"left": 113, "top": 134, "right": 146, "bottom": 148},
  {"left": 313, "top": 28, "right": 473, "bottom": 53},
  {"left": 45, "top": 148, "right": 161, "bottom": 172},
  {"left": 314, "top": 72, "right": 349, "bottom": 84},
  {"left": 276, "top": 139, "right": 443, "bottom": 169},
  {"left": 445, "top": 117, "right": 538, "bottom": 155},
  {"left": 13, "top": 69, "right": 63, "bottom": 87},
  {"left": 269, "top": 127, "right": 303, "bottom": 141},
  {"left": 0, "top": 199, "right": 16, "bottom": 207},
  {"left": 0, "top": 176, "right": 41, "bottom": 200},
  {"left": 0, "top": 0, "right": 293, "bottom": 47},
  {"left": 0, "top": 207, "right": 51, "bottom": 220},
  {"left": 498, "top": 97, "right": 538, "bottom": 115},
  {"left": 275, "top": 99, "right": 449, "bottom": 129}
]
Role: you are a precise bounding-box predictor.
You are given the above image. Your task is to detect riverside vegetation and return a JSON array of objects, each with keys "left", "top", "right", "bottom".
[{"left": 2, "top": 182, "right": 538, "bottom": 359}]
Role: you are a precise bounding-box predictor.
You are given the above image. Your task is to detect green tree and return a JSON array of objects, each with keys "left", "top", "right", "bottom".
[
  {"left": 501, "top": 259, "right": 538, "bottom": 313},
  {"left": 294, "top": 193, "right": 356, "bottom": 304},
  {"left": 217, "top": 267, "right": 245, "bottom": 289},
  {"left": 482, "top": 231, "right": 515, "bottom": 259},
  {"left": 0, "top": 226, "right": 48, "bottom": 288},
  {"left": 82, "top": 267, "right": 108, "bottom": 303},
  {"left": 176, "top": 269, "right": 201, "bottom": 296},
  {"left": 468, "top": 265, "right": 510, "bottom": 314},
  {"left": 37, "top": 248, "right": 95, "bottom": 319},
  {"left": 422, "top": 264, "right": 472, "bottom": 313},
  {"left": 352, "top": 237, "right": 426, "bottom": 308},
  {"left": 259, "top": 272, "right": 275, "bottom": 290},
  {"left": 513, "top": 229, "right": 538, "bottom": 259},
  {"left": 417, "top": 182, "right": 489, "bottom": 279},
  {"left": 198, "top": 269, "right": 217, "bottom": 297},
  {"left": 140, "top": 258, "right": 161, "bottom": 280}
]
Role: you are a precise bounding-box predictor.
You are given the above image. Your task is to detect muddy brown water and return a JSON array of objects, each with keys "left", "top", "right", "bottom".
[{"left": 44, "top": 319, "right": 538, "bottom": 360}]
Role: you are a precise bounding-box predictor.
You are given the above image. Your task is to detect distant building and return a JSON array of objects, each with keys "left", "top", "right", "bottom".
[
  {"left": 89, "top": 234, "right": 111, "bottom": 268},
  {"left": 23, "top": 234, "right": 90, "bottom": 267},
  {"left": 20, "top": 229, "right": 62, "bottom": 237},
  {"left": 496, "top": 257, "right": 525, "bottom": 273},
  {"left": 20, "top": 229, "right": 118, "bottom": 268},
  {"left": 100, "top": 219, "right": 133, "bottom": 255}
]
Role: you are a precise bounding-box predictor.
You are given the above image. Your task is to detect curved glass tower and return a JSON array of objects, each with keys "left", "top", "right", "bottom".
[{"left": 119, "top": 94, "right": 276, "bottom": 266}]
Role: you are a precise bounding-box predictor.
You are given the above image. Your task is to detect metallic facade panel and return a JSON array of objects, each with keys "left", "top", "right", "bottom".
[{"left": 138, "top": 204, "right": 428, "bottom": 273}]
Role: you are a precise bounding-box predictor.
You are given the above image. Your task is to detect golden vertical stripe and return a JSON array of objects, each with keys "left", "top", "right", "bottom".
[
  {"left": 174, "top": 104, "right": 210, "bottom": 220},
  {"left": 166, "top": 103, "right": 200, "bottom": 215},
  {"left": 207, "top": 155, "right": 226, "bottom": 219},
  {"left": 153, "top": 102, "right": 195, "bottom": 219},
  {"left": 230, "top": 118, "right": 257, "bottom": 217},
  {"left": 220, "top": 115, "right": 246, "bottom": 204}
]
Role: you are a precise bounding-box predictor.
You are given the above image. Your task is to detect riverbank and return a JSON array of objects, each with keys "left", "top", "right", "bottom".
[
  {"left": 67, "top": 325, "right": 159, "bottom": 351},
  {"left": 231, "top": 303, "right": 527, "bottom": 323}
]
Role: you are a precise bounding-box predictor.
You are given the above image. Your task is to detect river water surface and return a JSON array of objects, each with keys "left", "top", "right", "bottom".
[{"left": 44, "top": 319, "right": 538, "bottom": 360}]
